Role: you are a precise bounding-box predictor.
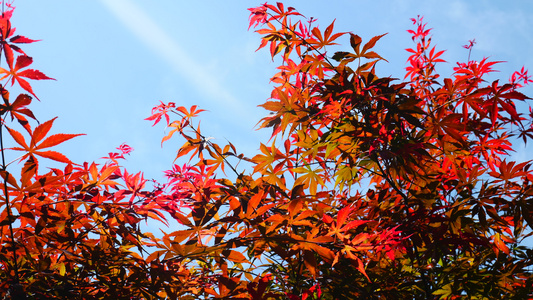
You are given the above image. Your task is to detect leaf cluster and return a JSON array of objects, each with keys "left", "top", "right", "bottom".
[{"left": 0, "top": 2, "right": 532, "bottom": 300}]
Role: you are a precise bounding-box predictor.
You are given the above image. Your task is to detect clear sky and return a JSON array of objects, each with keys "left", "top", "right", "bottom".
[{"left": 8, "top": 1, "right": 533, "bottom": 184}]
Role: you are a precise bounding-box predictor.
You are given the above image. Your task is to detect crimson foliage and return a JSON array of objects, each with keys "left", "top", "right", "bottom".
[{"left": 1, "top": 2, "right": 532, "bottom": 299}]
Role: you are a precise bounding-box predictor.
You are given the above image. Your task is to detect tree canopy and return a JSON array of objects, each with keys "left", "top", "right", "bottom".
[{"left": 1, "top": 2, "right": 532, "bottom": 299}]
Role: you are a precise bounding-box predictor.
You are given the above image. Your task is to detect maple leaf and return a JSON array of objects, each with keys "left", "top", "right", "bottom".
[
  {"left": 0, "top": 17, "right": 40, "bottom": 67},
  {"left": 293, "top": 165, "right": 326, "bottom": 195},
  {"left": 0, "top": 90, "right": 36, "bottom": 132},
  {"left": 510, "top": 66, "right": 532, "bottom": 88},
  {"left": 0, "top": 54, "right": 55, "bottom": 99},
  {"left": 248, "top": 4, "right": 268, "bottom": 29},
  {"left": 101, "top": 143, "right": 133, "bottom": 163},
  {"left": 463, "top": 38, "right": 476, "bottom": 50},
  {"left": 406, "top": 15, "right": 431, "bottom": 41},
  {"left": 323, "top": 206, "right": 368, "bottom": 241},
  {"left": 145, "top": 101, "right": 175, "bottom": 126},
  {"left": 176, "top": 105, "right": 206, "bottom": 120},
  {"left": 6, "top": 117, "right": 83, "bottom": 170},
  {"left": 117, "top": 142, "right": 134, "bottom": 156},
  {"left": 118, "top": 169, "right": 148, "bottom": 205}
]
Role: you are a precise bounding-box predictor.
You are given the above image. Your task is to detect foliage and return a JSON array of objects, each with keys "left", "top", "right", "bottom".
[{"left": 1, "top": 1, "right": 533, "bottom": 299}]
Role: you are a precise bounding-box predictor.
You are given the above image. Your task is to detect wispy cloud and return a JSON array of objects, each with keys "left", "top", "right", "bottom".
[{"left": 99, "top": 0, "right": 244, "bottom": 114}]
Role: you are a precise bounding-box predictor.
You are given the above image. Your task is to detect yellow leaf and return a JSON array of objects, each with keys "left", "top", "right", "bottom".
[{"left": 58, "top": 263, "right": 66, "bottom": 276}]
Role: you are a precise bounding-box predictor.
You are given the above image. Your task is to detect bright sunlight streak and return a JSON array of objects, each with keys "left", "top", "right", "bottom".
[{"left": 99, "top": 0, "right": 244, "bottom": 114}]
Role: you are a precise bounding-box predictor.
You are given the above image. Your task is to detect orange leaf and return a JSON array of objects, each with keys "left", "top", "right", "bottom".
[{"left": 222, "top": 250, "right": 248, "bottom": 263}]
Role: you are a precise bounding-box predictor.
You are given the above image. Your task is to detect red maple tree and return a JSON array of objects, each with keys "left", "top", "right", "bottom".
[{"left": 0, "top": 2, "right": 532, "bottom": 299}]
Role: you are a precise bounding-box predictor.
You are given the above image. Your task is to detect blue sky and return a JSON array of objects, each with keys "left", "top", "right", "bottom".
[{"left": 8, "top": 1, "right": 533, "bottom": 184}]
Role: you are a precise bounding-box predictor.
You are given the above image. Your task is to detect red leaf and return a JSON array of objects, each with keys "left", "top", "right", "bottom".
[
  {"left": 10, "top": 35, "right": 40, "bottom": 44},
  {"left": 361, "top": 33, "right": 387, "bottom": 55},
  {"left": 3, "top": 43, "right": 14, "bottom": 68},
  {"left": 14, "top": 55, "right": 33, "bottom": 70},
  {"left": 248, "top": 4, "right": 268, "bottom": 29},
  {"left": 0, "top": 93, "right": 36, "bottom": 131},
  {"left": 14, "top": 77, "right": 37, "bottom": 98},
  {"left": 34, "top": 150, "right": 71, "bottom": 163},
  {"left": 17, "top": 69, "right": 53, "bottom": 80},
  {"left": 7, "top": 118, "right": 83, "bottom": 165},
  {"left": 6, "top": 126, "right": 29, "bottom": 149},
  {"left": 36, "top": 133, "right": 84, "bottom": 150},
  {"left": 32, "top": 117, "right": 56, "bottom": 146},
  {"left": 337, "top": 206, "right": 352, "bottom": 225},
  {"left": 356, "top": 257, "right": 370, "bottom": 281},
  {"left": 0, "top": 55, "right": 55, "bottom": 99},
  {"left": 11, "top": 93, "right": 32, "bottom": 107}
]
